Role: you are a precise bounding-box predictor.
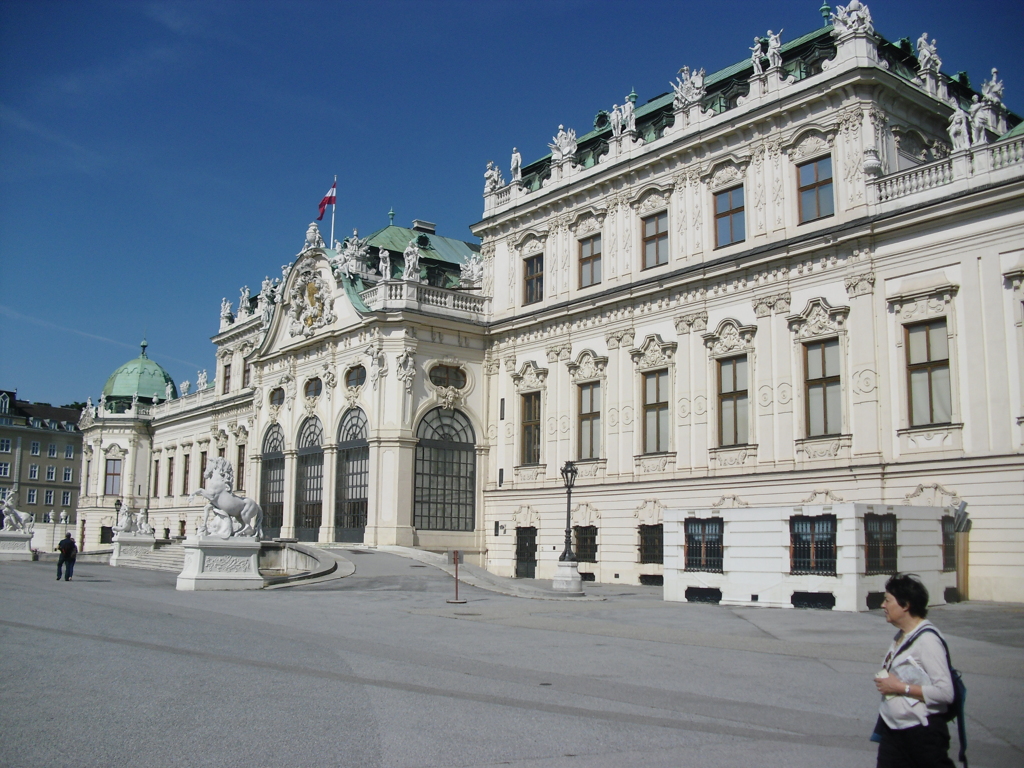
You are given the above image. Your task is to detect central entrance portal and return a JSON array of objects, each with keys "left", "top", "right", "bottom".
[{"left": 335, "top": 408, "right": 368, "bottom": 542}]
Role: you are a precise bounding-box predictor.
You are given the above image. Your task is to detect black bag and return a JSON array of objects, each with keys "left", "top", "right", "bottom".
[{"left": 899, "top": 627, "right": 968, "bottom": 766}]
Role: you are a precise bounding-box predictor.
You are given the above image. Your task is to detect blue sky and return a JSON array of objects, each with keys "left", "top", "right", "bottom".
[{"left": 2, "top": 0, "right": 1021, "bottom": 407}]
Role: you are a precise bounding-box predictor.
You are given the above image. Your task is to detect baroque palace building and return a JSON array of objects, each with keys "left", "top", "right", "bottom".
[{"left": 75, "top": 3, "right": 1024, "bottom": 605}]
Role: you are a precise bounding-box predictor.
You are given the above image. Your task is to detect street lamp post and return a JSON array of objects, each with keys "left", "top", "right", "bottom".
[{"left": 552, "top": 460, "right": 583, "bottom": 594}]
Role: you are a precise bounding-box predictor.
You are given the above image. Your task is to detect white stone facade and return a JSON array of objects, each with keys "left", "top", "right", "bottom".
[{"left": 76, "top": 6, "right": 1024, "bottom": 606}]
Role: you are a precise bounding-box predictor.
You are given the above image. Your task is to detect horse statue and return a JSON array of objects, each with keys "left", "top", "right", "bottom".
[
  {"left": 1, "top": 494, "right": 35, "bottom": 534},
  {"left": 187, "top": 457, "right": 264, "bottom": 540}
]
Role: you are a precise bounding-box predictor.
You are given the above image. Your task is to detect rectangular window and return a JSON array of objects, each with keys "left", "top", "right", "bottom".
[
  {"left": 578, "top": 382, "right": 601, "bottom": 460},
  {"left": 0, "top": 438, "right": 9, "bottom": 452},
  {"left": 242, "top": 365, "right": 251, "bottom": 388},
  {"left": 718, "top": 356, "right": 748, "bottom": 446},
  {"left": 29, "top": 464, "right": 39, "bottom": 480},
  {"left": 798, "top": 156, "right": 834, "bottom": 223},
  {"left": 942, "top": 515, "right": 956, "bottom": 572},
  {"left": 643, "top": 370, "right": 669, "bottom": 454},
  {"left": 27, "top": 488, "right": 37, "bottom": 504},
  {"left": 579, "top": 234, "right": 602, "bottom": 288},
  {"left": 0, "top": 462, "right": 9, "bottom": 477},
  {"left": 907, "top": 320, "right": 951, "bottom": 426},
  {"left": 166, "top": 456, "right": 174, "bottom": 497},
  {"left": 200, "top": 451, "right": 208, "bottom": 484},
  {"left": 639, "top": 523, "right": 664, "bottom": 564},
  {"left": 790, "top": 515, "right": 837, "bottom": 575},
  {"left": 65, "top": 444, "right": 74, "bottom": 459},
  {"left": 63, "top": 467, "right": 73, "bottom": 482},
  {"left": 45, "top": 489, "right": 54, "bottom": 505},
  {"left": 865, "top": 513, "right": 897, "bottom": 575},
  {"left": 236, "top": 445, "right": 246, "bottom": 492},
  {"left": 46, "top": 465, "right": 55, "bottom": 481},
  {"left": 222, "top": 364, "right": 232, "bottom": 395},
  {"left": 642, "top": 211, "right": 669, "bottom": 269},
  {"left": 685, "top": 518, "right": 724, "bottom": 572},
  {"left": 48, "top": 443, "right": 57, "bottom": 458},
  {"left": 152, "top": 460, "right": 160, "bottom": 497},
  {"left": 805, "top": 339, "right": 842, "bottom": 436},
  {"left": 573, "top": 525, "right": 598, "bottom": 563},
  {"left": 523, "top": 254, "right": 544, "bottom": 305},
  {"left": 521, "top": 392, "right": 541, "bottom": 465},
  {"left": 31, "top": 441, "right": 40, "bottom": 456},
  {"left": 62, "top": 490, "right": 72, "bottom": 506},
  {"left": 105, "top": 459, "right": 122, "bottom": 496},
  {"left": 182, "top": 454, "right": 191, "bottom": 496},
  {"left": 714, "top": 186, "right": 745, "bottom": 247}
]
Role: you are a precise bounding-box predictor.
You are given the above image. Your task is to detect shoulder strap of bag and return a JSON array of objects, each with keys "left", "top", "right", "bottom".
[{"left": 902, "top": 628, "right": 968, "bottom": 766}]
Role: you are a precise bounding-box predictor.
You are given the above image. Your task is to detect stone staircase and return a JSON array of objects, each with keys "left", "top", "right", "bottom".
[{"left": 115, "top": 540, "right": 186, "bottom": 573}]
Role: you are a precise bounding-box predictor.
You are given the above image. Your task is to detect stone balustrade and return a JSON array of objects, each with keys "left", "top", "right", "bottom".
[{"left": 359, "top": 280, "right": 489, "bottom": 319}]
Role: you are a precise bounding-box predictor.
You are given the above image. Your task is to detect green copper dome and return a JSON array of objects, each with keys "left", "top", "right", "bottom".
[{"left": 102, "top": 339, "right": 177, "bottom": 406}]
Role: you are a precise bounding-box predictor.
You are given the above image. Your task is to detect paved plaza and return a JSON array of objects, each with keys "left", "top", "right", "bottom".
[{"left": 2, "top": 551, "right": 1022, "bottom": 768}]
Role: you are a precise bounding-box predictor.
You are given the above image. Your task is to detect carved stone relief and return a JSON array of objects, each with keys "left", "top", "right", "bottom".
[
  {"left": 630, "top": 334, "right": 677, "bottom": 370},
  {"left": 703, "top": 320, "right": 756, "bottom": 357},
  {"left": 788, "top": 298, "right": 849, "bottom": 339}
]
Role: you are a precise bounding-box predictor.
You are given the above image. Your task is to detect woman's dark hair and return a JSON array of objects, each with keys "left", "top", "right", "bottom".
[{"left": 885, "top": 573, "right": 929, "bottom": 618}]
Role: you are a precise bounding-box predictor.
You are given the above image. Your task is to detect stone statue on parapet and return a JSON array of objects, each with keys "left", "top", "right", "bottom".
[
  {"left": 548, "top": 125, "right": 578, "bottom": 163},
  {"left": 947, "top": 104, "right": 971, "bottom": 151},
  {"left": 916, "top": 33, "right": 941, "bottom": 74},
  {"left": 621, "top": 96, "right": 636, "bottom": 133},
  {"left": 303, "top": 222, "right": 325, "bottom": 252},
  {"left": 2, "top": 494, "right": 35, "bottom": 534},
  {"left": 238, "top": 286, "right": 250, "bottom": 316},
  {"left": 403, "top": 240, "right": 421, "bottom": 281},
  {"left": 220, "top": 297, "right": 233, "bottom": 320},
  {"left": 196, "top": 369, "right": 208, "bottom": 390},
  {"left": 766, "top": 29, "right": 783, "bottom": 70},
  {"left": 982, "top": 68, "right": 1004, "bottom": 105},
  {"left": 672, "top": 65, "right": 707, "bottom": 109},
  {"left": 484, "top": 161, "right": 504, "bottom": 193},
  {"left": 180, "top": 380, "right": 191, "bottom": 396},
  {"left": 378, "top": 249, "right": 391, "bottom": 279},
  {"left": 831, "top": 1, "right": 873, "bottom": 37},
  {"left": 187, "top": 457, "right": 264, "bottom": 540},
  {"left": 460, "top": 252, "right": 484, "bottom": 287},
  {"left": 750, "top": 38, "right": 764, "bottom": 75},
  {"left": 510, "top": 147, "right": 522, "bottom": 182}
]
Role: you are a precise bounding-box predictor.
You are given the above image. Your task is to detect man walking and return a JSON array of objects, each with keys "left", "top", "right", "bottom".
[{"left": 56, "top": 532, "right": 77, "bottom": 582}]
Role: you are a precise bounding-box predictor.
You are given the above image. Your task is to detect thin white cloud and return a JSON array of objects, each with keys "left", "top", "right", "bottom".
[
  {"left": 0, "top": 304, "right": 202, "bottom": 369},
  {"left": 0, "top": 103, "right": 106, "bottom": 173}
]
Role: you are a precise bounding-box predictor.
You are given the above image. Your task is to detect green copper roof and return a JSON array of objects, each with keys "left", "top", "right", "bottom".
[
  {"left": 364, "top": 225, "right": 480, "bottom": 266},
  {"left": 1000, "top": 120, "right": 1024, "bottom": 140},
  {"left": 102, "top": 340, "right": 177, "bottom": 402}
]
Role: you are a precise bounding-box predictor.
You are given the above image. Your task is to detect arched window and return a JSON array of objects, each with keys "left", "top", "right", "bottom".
[
  {"left": 414, "top": 408, "right": 476, "bottom": 531},
  {"left": 269, "top": 388, "right": 285, "bottom": 407},
  {"left": 304, "top": 378, "right": 322, "bottom": 398},
  {"left": 345, "top": 366, "right": 366, "bottom": 388},
  {"left": 260, "top": 425, "right": 285, "bottom": 537},
  {"left": 335, "top": 408, "right": 369, "bottom": 542},
  {"left": 295, "top": 417, "right": 324, "bottom": 542}
]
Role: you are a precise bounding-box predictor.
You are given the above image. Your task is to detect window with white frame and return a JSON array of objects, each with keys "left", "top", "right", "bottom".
[
  {"left": 46, "top": 466, "right": 55, "bottom": 481},
  {"left": 906, "top": 319, "right": 951, "bottom": 426},
  {"left": 805, "top": 338, "right": 841, "bottom": 437},
  {"left": 718, "top": 356, "right": 749, "bottom": 446},
  {"left": 105, "top": 459, "right": 122, "bottom": 496},
  {"left": 62, "top": 491, "right": 72, "bottom": 506},
  {"left": 643, "top": 370, "right": 670, "bottom": 454},
  {"left": 642, "top": 212, "right": 669, "bottom": 269},
  {"left": 578, "top": 382, "right": 601, "bottom": 460},
  {"left": 521, "top": 391, "right": 542, "bottom": 465},
  {"left": 64, "top": 467, "right": 73, "bottom": 482},
  {"left": 714, "top": 186, "right": 745, "bottom": 247},
  {"left": 27, "top": 489, "right": 38, "bottom": 504},
  {"left": 0, "top": 462, "right": 9, "bottom": 477},
  {"left": 797, "top": 156, "right": 834, "bottom": 223},
  {"left": 523, "top": 254, "right": 543, "bottom": 305},
  {"left": 31, "top": 441, "right": 40, "bottom": 456},
  {"left": 48, "top": 443, "right": 57, "bottom": 457},
  {"left": 45, "top": 489, "right": 54, "bottom": 505},
  {"left": 29, "top": 464, "right": 39, "bottom": 480},
  {"left": 579, "top": 234, "right": 602, "bottom": 288},
  {"left": 0, "top": 439, "right": 9, "bottom": 452},
  {"left": 65, "top": 444, "right": 74, "bottom": 459}
]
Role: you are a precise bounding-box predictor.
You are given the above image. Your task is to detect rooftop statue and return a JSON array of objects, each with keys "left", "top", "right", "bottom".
[
  {"left": 982, "top": 68, "right": 1004, "bottom": 105},
  {"left": 484, "top": 160, "right": 504, "bottom": 193},
  {"left": 2, "top": 494, "right": 34, "bottom": 534},
  {"left": 750, "top": 38, "right": 765, "bottom": 75},
  {"left": 188, "top": 456, "right": 264, "bottom": 540},
  {"left": 947, "top": 104, "right": 972, "bottom": 151},
  {"left": 220, "top": 297, "right": 233, "bottom": 319},
  {"left": 403, "top": 240, "right": 421, "bottom": 281},
  {"left": 165, "top": 382, "right": 174, "bottom": 401},
  {"left": 621, "top": 96, "right": 636, "bottom": 133},
  {"left": 831, "top": 1, "right": 874, "bottom": 37},
  {"left": 378, "top": 248, "right": 391, "bottom": 279},
  {"left": 302, "top": 222, "right": 325, "bottom": 252},
  {"left": 238, "top": 285, "right": 251, "bottom": 316},
  {"left": 460, "top": 252, "right": 484, "bottom": 287},
  {"left": 180, "top": 380, "right": 191, "bottom": 396},
  {"left": 916, "top": 32, "right": 941, "bottom": 74},
  {"left": 510, "top": 147, "right": 522, "bottom": 182},
  {"left": 548, "top": 125, "right": 578, "bottom": 163},
  {"left": 672, "top": 65, "right": 707, "bottom": 109},
  {"left": 332, "top": 228, "right": 371, "bottom": 279},
  {"left": 610, "top": 104, "right": 623, "bottom": 137},
  {"left": 99, "top": 393, "right": 107, "bottom": 411},
  {"left": 969, "top": 95, "right": 994, "bottom": 145},
  {"left": 197, "top": 369, "right": 208, "bottom": 390},
  {"left": 766, "top": 29, "right": 784, "bottom": 70}
]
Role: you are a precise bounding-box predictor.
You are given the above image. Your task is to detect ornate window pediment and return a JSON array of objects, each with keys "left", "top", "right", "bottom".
[
  {"left": 630, "top": 334, "right": 677, "bottom": 370},
  {"left": 631, "top": 187, "right": 671, "bottom": 215},
  {"left": 566, "top": 350, "right": 609, "bottom": 382},
  {"left": 788, "top": 298, "right": 850, "bottom": 339},
  {"left": 511, "top": 360, "right": 548, "bottom": 392},
  {"left": 787, "top": 128, "right": 834, "bottom": 162},
  {"left": 569, "top": 208, "right": 607, "bottom": 235},
  {"left": 704, "top": 160, "right": 747, "bottom": 191},
  {"left": 886, "top": 274, "right": 959, "bottom": 322},
  {"left": 675, "top": 311, "right": 708, "bottom": 334},
  {"left": 514, "top": 231, "right": 547, "bottom": 256},
  {"left": 703, "top": 319, "right": 757, "bottom": 357}
]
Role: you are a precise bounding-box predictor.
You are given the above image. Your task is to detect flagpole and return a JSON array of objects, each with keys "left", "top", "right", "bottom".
[{"left": 330, "top": 174, "right": 337, "bottom": 247}]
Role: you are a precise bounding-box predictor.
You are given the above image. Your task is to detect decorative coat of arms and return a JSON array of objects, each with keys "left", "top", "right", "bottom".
[{"left": 288, "top": 259, "right": 336, "bottom": 338}]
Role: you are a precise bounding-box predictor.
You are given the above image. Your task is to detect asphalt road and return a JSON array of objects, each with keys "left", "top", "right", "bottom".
[{"left": 2, "top": 551, "right": 1022, "bottom": 768}]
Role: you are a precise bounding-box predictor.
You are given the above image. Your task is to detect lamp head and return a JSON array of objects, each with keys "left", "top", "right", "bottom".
[{"left": 560, "top": 460, "right": 578, "bottom": 489}]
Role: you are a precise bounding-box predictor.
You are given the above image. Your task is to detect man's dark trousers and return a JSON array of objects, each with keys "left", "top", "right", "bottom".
[{"left": 57, "top": 554, "right": 75, "bottom": 581}]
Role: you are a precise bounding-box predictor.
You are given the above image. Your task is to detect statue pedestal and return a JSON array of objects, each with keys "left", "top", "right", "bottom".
[
  {"left": 176, "top": 537, "right": 264, "bottom": 591},
  {"left": 551, "top": 560, "right": 584, "bottom": 595},
  {"left": 0, "top": 531, "right": 34, "bottom": 561},
  {"left": 110, "top": 533, "right": 156, "bottom": 567}
]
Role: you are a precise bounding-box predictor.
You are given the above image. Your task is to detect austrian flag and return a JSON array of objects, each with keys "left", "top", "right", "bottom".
[{"left": 317, "top": 182, "right": 337, "bottom": 221}]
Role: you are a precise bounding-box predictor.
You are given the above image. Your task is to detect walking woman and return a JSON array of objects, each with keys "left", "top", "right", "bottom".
[{"left": 873, "top": 573, "right": 956, "bottom": 767}]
